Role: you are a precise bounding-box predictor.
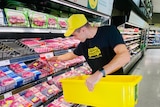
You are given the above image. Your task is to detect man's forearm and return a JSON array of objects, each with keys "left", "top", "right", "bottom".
[
  {"left": 103, "top": 51, "right": 130, "bottom": 75},
  {"left": 58, "top": 52, "right": 78, "bottom": 61}
]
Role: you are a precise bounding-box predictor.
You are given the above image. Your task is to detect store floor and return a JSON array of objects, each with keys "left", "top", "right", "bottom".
[{"left": 131, "top": 49, "right": 160, "bottom": 107}]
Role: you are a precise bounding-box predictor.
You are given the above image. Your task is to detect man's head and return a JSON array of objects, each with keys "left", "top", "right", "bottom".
[{"left": 64, "top": 14, "right": 88, "bottom": 37}]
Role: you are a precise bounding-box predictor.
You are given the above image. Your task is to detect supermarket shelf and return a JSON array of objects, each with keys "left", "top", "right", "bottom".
[
  {"left": 0, "top": 27, "right": 66, "bottom": 33},
  {"left": 147, "top": 45, "right": 160, "bottom": 49},
  {"left": 124, "top": 36, "right": 141, "bottom": 42},
  {"left": 50, "top": 0, "right": 110, "bottom": 19},
  {"left": 0, "top": 54, "right": 39, "bottom": 67},
  {"left": 0, "top": 62, "right": 84, "bottom": 100},
  {"left": 148, "top": 35, "right": 155, "bottom": 38},
  {"left": 131, "top": 48, "right": 141, "bottom": 55},
  {"left": 121, "top": 31, "right": 141, "bottom": 35},
  {"left": 0, "top": 47, "right": 76, "bottom": 67},
  {"left": 126, "top": 40, "right": 140, "bottom": 46},
  {"left": 10, "top": 54, "right": 39, "bottom": 63},
  {"left": 0, "top": 47, "right": 75, "bottom": 67},
  {"left": 123, "top": 51, "right": 142, "bottom": 74},
  {"left": 129, "top": 44, "right": 140, "bottom": 50}
]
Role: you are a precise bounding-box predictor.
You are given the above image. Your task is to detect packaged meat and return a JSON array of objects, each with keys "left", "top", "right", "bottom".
[
  {"left": 28, "top": 60, "right": 45, "bottom": 70},
  {"left": 34, "top": 46, "right": 53, "bottom": 53},
  {"left": 24, "top": 90, "right": 34, "bottom": 98},
  {"left": 0, "top": 100, "right": 6, "bottom": 106},
  {"left": 47, "top": 96, "right": 73, "bottom": 107},
  {"left": 38, "top": 69, "right": 50, "bottom": 78},
  {"left": 58, "top": 18, "right": 68, "bottom": 29},
  {"left": 0, "top": 76, "right": 15, "bottom": 93},
  {"left": 4, "top": 8, "right": 29, "bottom": 27},
  {"left": 47, "top": 14, "right": 58, "bottom": 28},
  {"left": 0, "top": 70, "right": 6, "bottom": 77},
  {"left": 48, "top": 61, "right": 66, "bottom": 72},
  {"left": 11, "top": 75, "right": 23, "bottom": 88},
  {"left": 35, "top": 92, "right": 47, "bottom": 102},
  {"left": 19, "top": 71, "right": 34, "bottom": 84},
  {"left": 5, "top": 96, "right": 15, "bottom": 106},
  {"left": 30, "top": 69, "right": 41, "bottom": 80},
  {"left": 28, "top": 10, "right": 47, "bottom": 28},
  {"left": 0, "top": 66, "right": 14, "bottom": 75}
]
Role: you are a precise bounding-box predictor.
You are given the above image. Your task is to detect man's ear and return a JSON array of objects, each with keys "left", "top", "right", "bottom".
[{"left": 80, "top": 26, "right": 86, "bottom": 33}]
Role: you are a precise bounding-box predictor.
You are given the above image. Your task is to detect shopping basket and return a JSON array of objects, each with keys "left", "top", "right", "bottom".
[{"left": 60, "top": 75, "right": 142, "bottom": 107}]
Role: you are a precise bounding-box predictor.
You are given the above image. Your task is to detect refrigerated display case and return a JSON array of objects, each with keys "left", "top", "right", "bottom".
[{"left": 0, "top": 0, "right": 111, "bottom": 106}]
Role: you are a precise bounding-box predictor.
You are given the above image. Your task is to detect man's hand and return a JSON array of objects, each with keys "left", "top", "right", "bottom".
[
  {"left": 85, "top": 71, "right": 103, "bottom": 91},
  {"left": 47, "top": 56, "right": 58, "bottom": 61}
]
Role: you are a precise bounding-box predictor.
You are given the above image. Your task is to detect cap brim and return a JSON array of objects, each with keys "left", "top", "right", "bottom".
[{"left": 64, "top": 29, "right": 75, "bottom": 37}]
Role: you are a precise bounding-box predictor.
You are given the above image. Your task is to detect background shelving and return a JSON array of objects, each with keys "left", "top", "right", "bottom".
[
  {"left": 147, "top": 30, "right": 160, "bottom": 48},
  {"left": 118, "top": 22, "right": 148, "bottom": 74}
]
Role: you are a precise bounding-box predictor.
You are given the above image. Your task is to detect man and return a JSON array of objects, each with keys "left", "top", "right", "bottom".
[{"left": 48, "top": 14, "right": 130, "bottom": 91}]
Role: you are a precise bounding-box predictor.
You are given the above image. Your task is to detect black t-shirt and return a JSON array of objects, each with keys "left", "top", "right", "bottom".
[{"left": 73, "top": 25, "right": 125, "bottom": 74}]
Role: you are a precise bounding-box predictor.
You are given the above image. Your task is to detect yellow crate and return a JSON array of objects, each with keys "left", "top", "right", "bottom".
[{"left": 60, "top": 75, "right": 142, "bottom": 107}]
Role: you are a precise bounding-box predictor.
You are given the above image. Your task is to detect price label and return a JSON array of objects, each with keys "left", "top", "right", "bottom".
[
  {"left": 71, "top": 67, "right": 74, "bottom": 71},
  {"left": 61, "top": 30, "right": 66, "bottom": 33},
  {"left": 40, "top": 52, "right": 54, "bottom": 59},
  {"left": 68, "top": 49, "right": 72, "bottom": 52},
  {"left": 47, "top": 76, "right": 52, "bottom": 81},
  {"left": 4, "top": 91, "right": 12, "bottom": 98},
  {"left": 83, "top": 63, "right": 86, "bottom": 66},
  {"left": 0, "top": 60, "right": 10, "bottom": 66}
]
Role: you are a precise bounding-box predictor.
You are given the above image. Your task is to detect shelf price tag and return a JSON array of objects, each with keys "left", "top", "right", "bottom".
[
  {"left": 83, "top": 62, "right": 86, "bottom": 66},
  {"left": 71, "top": 67, "right": 74, "bottom": 71},
  {"left": 4, "top": 91, "right": 12, "bottom": 99},
  {"left": 61, "top": 30, "right": 66, "bottom": 33},
  {"left": 40, "top": 52, "right": 54, "bottom": 59},
  {"left": 68, "top": 49, "right": 72, "bottom": 52},
  {"left": 47, "top": 76, "right": 52, "bottom": 81},
  {"left": 0, "top": 60, "right": 10, "bottom": 66}
]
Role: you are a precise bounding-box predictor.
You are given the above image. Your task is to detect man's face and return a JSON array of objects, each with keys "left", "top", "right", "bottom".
[{"left": 72, "top": 27, "right": 87, "bottom": 42}]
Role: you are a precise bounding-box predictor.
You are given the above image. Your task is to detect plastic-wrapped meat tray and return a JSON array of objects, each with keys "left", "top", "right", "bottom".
[
  {"left": 0, "top": 39, "right": 36, "bottom": 60},
  {"left": 0, "top": 76, "right": 16, "bottom": 94}
]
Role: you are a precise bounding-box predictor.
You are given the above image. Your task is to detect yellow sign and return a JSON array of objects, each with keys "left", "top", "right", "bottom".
[{"left": 88, "top": 0, "right": 98, "bottom": 9}]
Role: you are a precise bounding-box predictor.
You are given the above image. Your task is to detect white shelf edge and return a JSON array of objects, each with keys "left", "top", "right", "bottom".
[{"left": 0, "top": 27, "right": 66, "bottom": 33}]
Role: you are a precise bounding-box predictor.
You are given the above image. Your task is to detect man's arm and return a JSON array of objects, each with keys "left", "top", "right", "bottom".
[
  {"left": 103, "top": 44, "right": 130, "bottom": 74},
  {"left": 86, "top": 44, "right": 130, "bottom": 91},
  {"left": 48, "top": 52, "right": 78, "bottom": 61}
]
